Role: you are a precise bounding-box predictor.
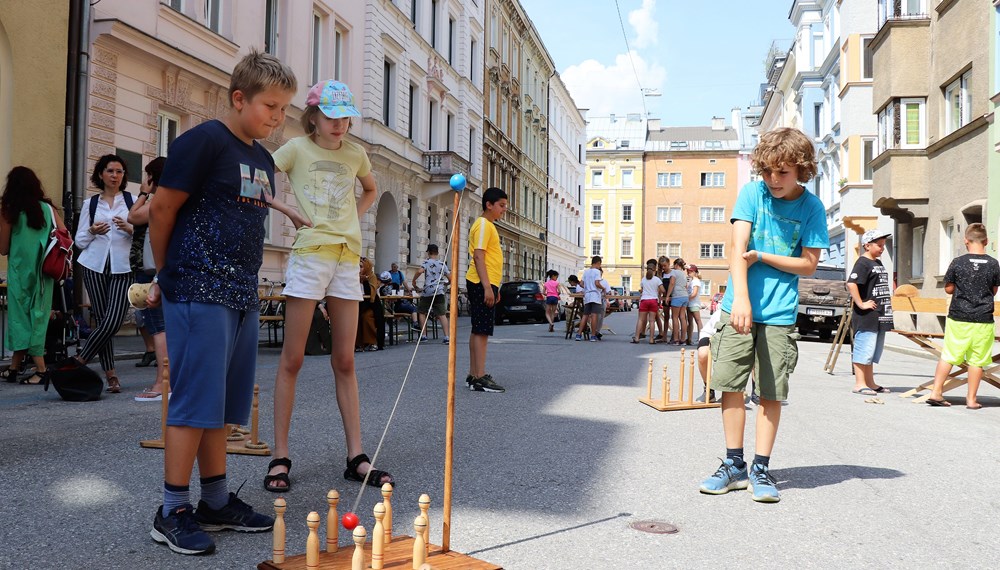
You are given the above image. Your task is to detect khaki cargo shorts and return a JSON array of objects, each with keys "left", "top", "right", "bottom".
[{"left": 709, "top": 311, "right": 799, "bottom": 401}]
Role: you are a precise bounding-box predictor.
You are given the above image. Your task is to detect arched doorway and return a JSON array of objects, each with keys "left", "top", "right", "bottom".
[{"left": 374, "top": 194, "right": 400, "bottom": 273}]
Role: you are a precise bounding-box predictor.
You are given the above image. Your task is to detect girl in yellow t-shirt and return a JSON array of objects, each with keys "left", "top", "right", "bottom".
[{"left": 264, "top": 80, "right": 392, "bottom": 493}]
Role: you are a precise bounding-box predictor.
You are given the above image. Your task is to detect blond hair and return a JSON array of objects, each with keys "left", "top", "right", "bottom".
[
  {"left": 228, "top": 49, "right": 297, "bottom": 105},
  {"left": 300, "top": 107, "right": 352, "bottom": 139},
  {"left": 966, "top": 223, "right": 988, "bottom": 244},
  {"left": 751, "top": 127, "right": 817, "bottom": 183}
]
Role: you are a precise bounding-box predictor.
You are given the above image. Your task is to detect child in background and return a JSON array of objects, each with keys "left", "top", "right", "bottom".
[
  {"left": 926, "top": 223, "right": 1000, "bottom": 409},
  {"left": 543, "top": 270, "right": 568, "bottom": 333},
  {"left": 576, "top": 256, "right": 606, "bottom": 342},
  {"left": 632, "top": 259, "right": 665, "bottom": 344},
  {"left": 846, "top": 229, "right": 894, "bottom": 396}
]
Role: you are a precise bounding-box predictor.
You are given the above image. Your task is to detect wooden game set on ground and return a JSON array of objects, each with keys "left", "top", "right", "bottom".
[
  {"left": 258, "top": 483, "right": 501, "bottom": 570},
  {"left": 639, "top": 349, "right": 720, "bottom": 411},
  {"left": 138, "top": 359, "right": 271, "bottom": 455}
]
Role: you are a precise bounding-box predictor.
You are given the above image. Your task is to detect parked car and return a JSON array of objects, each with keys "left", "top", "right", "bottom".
[
  {"left": 495, "top": 281, "right": 564, "bottom": 324},
  {"left": 797, "top": 265, "right": 849, "bottom": 340},
  {"left": 630, "top": 291, "right": 641, "bottom": 309}
]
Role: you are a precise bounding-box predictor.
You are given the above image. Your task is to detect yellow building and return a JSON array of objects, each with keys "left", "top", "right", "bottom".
[
  {"left": 584, "top": 114, "right": 645, "bottom": 292},
  {"left": 643, "top": 118, "right": 740, "bottom": 298},
  {"left": 0, "top": 1, "right": 70, "bottom": 274}
]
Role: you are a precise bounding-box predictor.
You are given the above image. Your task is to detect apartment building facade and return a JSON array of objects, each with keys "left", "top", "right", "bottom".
[
  {"left": 643, "top": 119, "right": 740, "bottom": 298},
  {"left": 482, "top": 0, "right": 554, "bottom": 282},
  {"left": 584, "top": 114, "right": 645, "bottom": 291},
  {"left": 988, "top": 2, "right": 1000, "bottom": 253},
  {"left": 871, "top": 0, "right": 990, "bottom": 332},
  {"left": 545, "top": 76, "right": 586, "bottom": 280}
]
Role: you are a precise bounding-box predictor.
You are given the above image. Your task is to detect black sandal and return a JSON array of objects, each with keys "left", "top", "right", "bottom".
[
  {"left": 344, "top": 453, "right": 394, "bottom": 488},
  {"left": 0, "top": 368, "right": 16, "bottom": 383},
  {"left": 264, "top": 457, "right": 292, "bottom": 492}
]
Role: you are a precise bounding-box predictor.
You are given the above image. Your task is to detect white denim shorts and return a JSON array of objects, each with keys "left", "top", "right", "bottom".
[{"left": 281, "top": 245, "right": 363, "bottom": 301}]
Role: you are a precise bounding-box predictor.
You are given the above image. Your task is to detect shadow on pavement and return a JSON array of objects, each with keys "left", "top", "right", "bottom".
[{"left": 771, "top": 464, "right": 905, "bottom": 490}]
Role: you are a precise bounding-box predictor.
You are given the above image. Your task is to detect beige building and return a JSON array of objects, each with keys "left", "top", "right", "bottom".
[
  {"left": 0, "top": 1, "right": 70, "bottom": 274},
  {"left": 871, "top": 0, "right": 990, "bottom": 332},
  {"left": 482, "top": 0, "right": 553, "bottom": 282},
  {"left": 643, "top": 119, "right": 740, "bottom": 298}
]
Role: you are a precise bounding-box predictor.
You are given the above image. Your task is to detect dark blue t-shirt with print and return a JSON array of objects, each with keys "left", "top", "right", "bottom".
[{"left": 157, "top": 119, "right": 275, "bottom": 312}]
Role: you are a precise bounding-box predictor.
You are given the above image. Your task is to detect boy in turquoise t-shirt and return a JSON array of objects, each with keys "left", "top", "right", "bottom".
[{"left": 698, "top": 127, "right": 829, "bottom": 503}]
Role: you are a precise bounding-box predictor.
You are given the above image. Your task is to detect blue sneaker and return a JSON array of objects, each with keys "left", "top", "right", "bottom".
[
  {"left": 575, "top": 333, "right": 583, "bottom": 341},
  {"left": 194, "top": 492, "right": 274, "bottom": 532},
  {"left": 748, "top": 463, "right": 780, "bottom": 503},
  {"left": 151, "top": 504, "right": 216, "bottom": 555},
  {"left": 699, "top": 458, "right": 749, "bottom": 495}
]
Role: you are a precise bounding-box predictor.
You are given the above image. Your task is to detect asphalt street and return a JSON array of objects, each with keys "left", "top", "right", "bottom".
[{"left": 1, "top": 312, "right": 999, "bottom": 569}]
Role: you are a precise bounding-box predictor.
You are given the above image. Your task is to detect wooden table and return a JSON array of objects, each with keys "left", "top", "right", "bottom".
[
  {"left": 382, "top": 294, "right": 420, "bottom": 345},
  {"left": 891, "top": 286, "right": 1000, "bottom": 402}
]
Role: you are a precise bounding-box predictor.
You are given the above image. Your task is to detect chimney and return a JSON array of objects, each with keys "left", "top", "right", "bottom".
[
  {"left": 647, "top": 118, "right": 661, "bottom": 132},
  {"left": 711, "top": 116, "right": 725, "bottom": 131}
]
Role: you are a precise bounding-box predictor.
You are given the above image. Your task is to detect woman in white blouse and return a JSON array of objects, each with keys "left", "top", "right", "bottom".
[{"left": 73, "top": 154, "right": 135, "bottom": 393}]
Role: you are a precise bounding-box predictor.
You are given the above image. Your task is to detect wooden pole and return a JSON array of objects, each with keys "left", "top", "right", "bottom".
[
  {"left": 687, "top": 351, "right": 695, "bottom": 405},
  {"left": 678, "top": 349, "right": 686, "bottom": 402},
  {"left": 646, "top": 359, "right": 653, "bottom": 400},
  {"left": 442, "top": 188, "right": 462, "bottom": 552}
]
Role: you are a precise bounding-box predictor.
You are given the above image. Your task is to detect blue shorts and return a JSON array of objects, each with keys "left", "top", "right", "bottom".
[
  {"left": 134, "top": 272, "right": 165, "bottom": 334},
  {"left": 852, "top": 330, "right": 885, "bottom": 365},
  {"left": 545, "top": 296, "right": 559, "bottom": 305},
  {"left": 163, "top": 298, "right": 259, "bottom": 428},
  {"left": 670, "top": 297, "right": 688, "bottom": 308}
]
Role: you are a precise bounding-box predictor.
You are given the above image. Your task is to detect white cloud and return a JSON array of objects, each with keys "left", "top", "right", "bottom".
[
  {"left": 628, "top": 0, "right": 658, "bottom": 49},
  {"left": 560, "top": 51, "right": 666, "bottom": 117}
]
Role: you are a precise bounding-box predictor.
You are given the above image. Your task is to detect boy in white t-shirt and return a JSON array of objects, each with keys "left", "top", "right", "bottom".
[
  {"left": 633, "top": 259, "right": 665, "bottom": 344},
  {"left": 575, "top": 256, "right": 606, "bottom": 341}
]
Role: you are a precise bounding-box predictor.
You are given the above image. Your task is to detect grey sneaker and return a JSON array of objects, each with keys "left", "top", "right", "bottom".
[
  {"left": 699, "top": 458, "right": 749, "bottom": 495},
  {"left": 748, "top": 463, "right": 780, "bottom": 503},
  {"left": 470, "top": 374, "right": 505, "bottom": 393}
]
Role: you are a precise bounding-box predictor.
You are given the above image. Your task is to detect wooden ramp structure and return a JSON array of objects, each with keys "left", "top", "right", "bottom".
[{"left": 258, "top": 537, "right": 500, "bottom": 570}]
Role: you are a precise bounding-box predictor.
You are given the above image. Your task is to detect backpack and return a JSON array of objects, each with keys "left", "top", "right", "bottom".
[
  {"left": 41, "top": 203, "right": 74, "bottom": 282},
  {"left": 43, "top": 358, "right": 103, "bottom": 402},
  {"left": 88, "top": 191, "right": 134, "bottom": 224}
]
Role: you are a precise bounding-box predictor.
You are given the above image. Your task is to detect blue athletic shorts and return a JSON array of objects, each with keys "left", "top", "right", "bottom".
[
  {"left": 163, "top": 298, "right": 259, "bottom": 428},
  {"left": 670, "top": 297, "right": 689, "bottom": 308},
  {"left": 852, "top": 330, "right": 885, "bottom": 365},
  {"left": 134, "top": 271, "right": 165, "bottom": 335}
]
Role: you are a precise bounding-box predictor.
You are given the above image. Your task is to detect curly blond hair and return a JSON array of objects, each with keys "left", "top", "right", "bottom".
[{"left": 750, "top": 127, "right": 817, "bottom": 183}]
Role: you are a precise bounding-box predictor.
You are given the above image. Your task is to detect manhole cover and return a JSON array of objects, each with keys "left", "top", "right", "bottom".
[{"left": 629, "top": 520, "right": 679, "bottom": 534}]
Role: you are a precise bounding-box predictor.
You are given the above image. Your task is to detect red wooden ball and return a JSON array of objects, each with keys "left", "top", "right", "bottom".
[{"left": 342, "top": 512, "right": 359, "bottom": 530}]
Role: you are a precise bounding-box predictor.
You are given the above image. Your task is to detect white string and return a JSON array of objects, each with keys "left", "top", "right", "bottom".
[{"left": 349, "top": 187, "right": 468, "bottom": 516}]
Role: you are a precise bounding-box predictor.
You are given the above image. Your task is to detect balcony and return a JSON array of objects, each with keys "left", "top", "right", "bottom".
[
  {"left": 870, "top": 149, "right": 929, "bottom": 222},
  {"left": 871, "top": 12, "right": 930, "bottom": 109},
  {"left": 423, "top": 151, "right": 471, "bottom": 182}
]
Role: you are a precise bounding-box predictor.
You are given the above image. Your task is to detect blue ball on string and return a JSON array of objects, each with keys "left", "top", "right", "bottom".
[{"left": 449, "top": 173, "right": 466, "bottom": 192}]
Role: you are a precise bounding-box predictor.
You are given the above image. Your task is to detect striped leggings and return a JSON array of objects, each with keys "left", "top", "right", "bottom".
[{"left": 79, "top": 263, "right": 133, "bottom": 371}]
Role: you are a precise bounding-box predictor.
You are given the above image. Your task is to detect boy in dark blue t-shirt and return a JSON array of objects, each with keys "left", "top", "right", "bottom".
[{"left": 146, "top": 50, "right": 297, "bottom": 556}]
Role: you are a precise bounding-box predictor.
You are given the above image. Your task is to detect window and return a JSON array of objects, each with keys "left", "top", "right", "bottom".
[
  {"left": 700, "top": 243, "right": 725, "bottom": 259},
  {"left": 470, "top": 39, "right": 478, "bottom": 83},
  {"left": 431, "top": 0, "right": 439, "bottom": 49},
  {"left": 657, "top": 172, "right": 682, "bottom": 187},
  {"left": 591, "top": 203, "right": 603, "bottom": 222},
  {"left": 879, "top": 0, "right": 927, "bottom": 27},
  {"left": 469, "top": 127, "right": 475, "bottom": 167},
  {"left": 591, "top": 169, "right": 604, "bottom": 187},
  {"left": 670, "top": 141, "right": 688, "bottom": 150},
  {"left": 945, "top": 72, "right": 972, "bottom": 135},
  {"left": 656, "top": 207, "right": 681, "bottom": 223},
  {"left": 877, "top": 102, "right": 894, "bottom": 152},
  {"left": 862, "top": 138, "right": 875, "bottom": 181},
  {"left": 167, "top": 0, "right": 183, "bottom": 10},
  {"left": 656, "top": 242, "right": 681, "bottom": 257},
  {"left": 448, "top": 17, "right": 455, "bottom": 65},
  {"left": 157, "top": 112, "right": 179, "bottom": 156},
  {"left": 912, "top": 224, "right": 924, "bottom": 279},
  {"left": 621, "top": 203, "right": 633, "bottom": 222},
  {"left": 410, "top": 0, "right": 417, "bottom": 24},
  {"left": 621, "top": 276, "right": 631, "bottom": 292},
  {"left": 621, "top": 168, "right": 634, "bottom": 187},
  {"left": 592, "top": 140, "right": 604, "bottom": 148},
  {"left": 264, "top": 0, "right": 279, "bottom": 55},
  {"left": 591, "top": 238, "right": 602, "bottom": 256},
  {"left": 901, "top": 98, "right": 925, "bottom": 148},
  {"left": 699, "top": 207, "right": 725, "bottom": 223},
  {"left": 408, "top": 84, "right": 416, "bottom": 141},
  {"left": 700, "top": 172, "right": 725, "bottom": 187},
  {"left": 621, "top": 238, "right": 633, "bottom": 258},
  {"left": 427, "top": 99, "right": 436, "bottom": 148},
  {"left": 115, "top": 148, "right": 143, "bottom": 185},
  {"left": 861, "top": 37, "right": 873, "bottom": 80},
  {"left": 205, "top": 0, "right": 221, "bottom": 33},
  {"left": 311, "top": 12, "right": 324, "bottom": 86},
  {"left": 705, "top": 140, "right": 722, "bottom": 150},
  {"left": 383, "top": 59, "right": 396, "bottom": 127},
  {"left": 446, "top": 112, "right": 454, "bottom": 151},
  {"left": 939, "top": 219, "right": 954, "bottom": 274},
  {"left": 334, "top": 29, "right": 344, "bottom": 81},
  {"left": 407, "top": 198, "right": 415, "bottom": 264}
]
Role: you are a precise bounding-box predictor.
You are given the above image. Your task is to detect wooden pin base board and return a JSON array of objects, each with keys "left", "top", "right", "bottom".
[
  {"left": 638, "top": 397, "right": 720, "bottom": 412},
  {"left": 139, "top": 437, "right": 272, "bottom": 456},
  {"left": 257, "top": 536, "right": 502, "bottom": 569}
]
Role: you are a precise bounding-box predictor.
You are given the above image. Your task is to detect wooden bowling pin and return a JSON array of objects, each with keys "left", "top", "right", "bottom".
[
  {"left": 326, "top": 489, "right": 339, "bottom": 552},
  {"left": 272, "top": 497, "right": 286, "bottom": 563},
  {"left": 372, "top": 502, "right": 386, "bottom": 570},
  {"left": 306, "top": 511, "right": 320, "bottom": 570},
  {"left": 679, "top": 349, "right": 686, "bottom": 402},
  {"left": 418, "top": 494, "right": 431, "bottom": 555},
  {"left": 351, "top": 526, "right": 367, "bottom": 570},
  {"left": 646, "top": 359, "right": 653, "bottom": 400},
  {"left": 381, "top": 483, "right": 394, "bottom": 544},
  {"left": 412, "top": 515, "right": 427, "bottom": 569}
]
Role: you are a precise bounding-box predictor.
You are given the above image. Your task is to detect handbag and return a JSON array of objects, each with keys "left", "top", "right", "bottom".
[
  {"left": 41, "top": 203, "right": 73, "bottom": 282},
  {"left": 43, "top": 358, "right": 103, "bottom": 402},
  {"left": 141, "top": 230, "right": 156, "bottom": 272}
]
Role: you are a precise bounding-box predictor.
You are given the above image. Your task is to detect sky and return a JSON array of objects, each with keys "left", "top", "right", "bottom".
[{"left": 520, "top": 0, "right": 797, "bottom": 127}]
